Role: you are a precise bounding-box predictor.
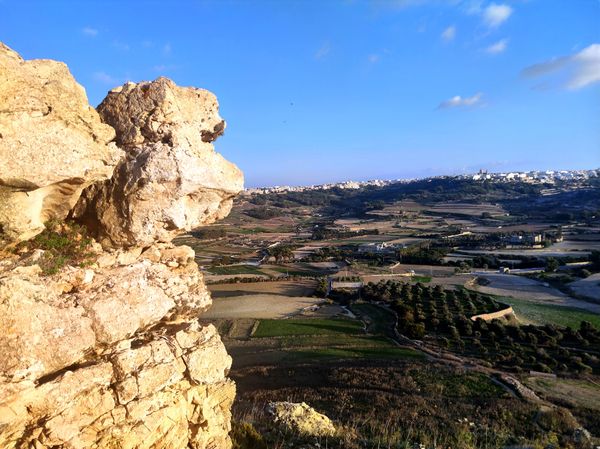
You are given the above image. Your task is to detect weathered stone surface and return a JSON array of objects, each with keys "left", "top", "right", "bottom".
[
  {"left": 74, "top": 77, "right": 243, "bottom": 248},
  {"left": 0, "top": 321, "right": 235, "bottom": 449},
  {"left": 0, "top": 43, "right": 120, "bottom": 244},
  {"left": 0, "top": 243, "right": 211, "bottom": 385},
  {"left": 0, "top": 264, "right": 96, "bottom": 383},
  {"left": 267, "top": 402, "right": 336, "bottom": 437},
  {"left": 0, "top": 46, "right": 240, "bottom": 449}
]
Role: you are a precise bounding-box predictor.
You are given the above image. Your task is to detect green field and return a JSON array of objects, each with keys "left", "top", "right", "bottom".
[
  {"left": 251, "top": 317, "right": 422, "bottom": 362},
  {"left": 278, "top": 334, "right": 392, "bottom": 348},
  {"left": 499, "top": 296, "right": 600, "bottom": 329},
  {"left": 233, "top": 227, "right": 270, "bottom": 234},
  {"left": 207, "top": 265, "right": 267, "bottom": 276},
  {"left": 350, "top": 303, "right": 397, "bottom": 338},
  {"left": 270, "top": 266, "right": 323, "bottom": 277},
  {"left": 287, "top": 346, "right": 423, "bottom": 362},
  {"left": 253, "top": 318, "right": 363, "bottom": 337},
  {"left": 412, "top": 275, "right": 432, "bottom": 283}
]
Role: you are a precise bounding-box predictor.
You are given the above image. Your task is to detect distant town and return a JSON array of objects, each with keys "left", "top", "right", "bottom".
[{"left": 245, "top": 168, "right": 600, "bottom": 195}]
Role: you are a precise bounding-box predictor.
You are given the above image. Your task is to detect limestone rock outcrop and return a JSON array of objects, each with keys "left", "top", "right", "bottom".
[
  {"left": 0, "top": 43, "right": 242, "bottom": 449},
  {"left": 0, "top": 250, "right": 235, "bottom": 449},
  {"left": 0, "top": 43, "right": 121, "bottom": 244},
  {"left": 267, "top": 402, "right": 336, "bottom": 437},
  {"left": 73, "top": 77, "right": 243, "bottom": 248}
]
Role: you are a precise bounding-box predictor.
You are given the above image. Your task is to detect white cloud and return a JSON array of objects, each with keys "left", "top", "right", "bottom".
[
  {"left": 521, "top": 43, "right": 600, "bottom": 90},
  {"left": 376, "top": 1, "right": 514, "bottom": 31},
  {"left": 441, "top": 25, "right": 456, "bottom": 42},
  {"left": 82, "top": 26, "right": 98, "bottom": 37},
  {"left": 482, "top": 3, "right": 512, "bottom": 28},
  {"left": 438, "top": 92, "right": 483, "bottom": 109},
  {"left": 93, "top": 71, "right": 119, "bottom": 85},
  {"left": 463, "top": 0, "right": 484, "bottom": 15},
  {"left": 162, "top": 43, "right": 172, "bottom": 56},
  {"left": 570, "top": 44, "right": 600, "bottom": 89},
  {"left": 315, "top": 41, "right": 331, "bottom": 60},
  {"left": 485, "top": 38, "right": 508, "bottom": 54},
  {"left": 368, "top": 54, "right": 381, "bottom": 63}
]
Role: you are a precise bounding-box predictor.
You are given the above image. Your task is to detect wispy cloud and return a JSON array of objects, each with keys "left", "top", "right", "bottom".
[
  {"left": 112, "top": 40, "right": 130, "bottom": 51},
  {"left": 367, "top": 54, "right": 381, "bottom": 64},
  {"left": 162, "top": 43, "right": 172, "bottom": 56},
  {"left": 376, "top": 1, "right": 514, "bottom": 31},
  {"left": 82, "top": 26, "right": 98, "bottom": 37},
  {"left": 438, "top": 92, "right": 483, "bottom": 109},
  {"left": 441, "top": 25, "right": 456, "bottom": 42},
  {"left": 521, "top": 43, "right": 600, "bottom": 90},
  {"left": 482, "top": 3, "right": 512, "bottom": 28},
  {"left": 315, "top": 41, "right": 331, "bottom": 60},
  {"left": 93, "top": 71, "right": 119, "bottom": 85},
  {"left": 485, "top": 38, "right": 508, "bottom": 54}
]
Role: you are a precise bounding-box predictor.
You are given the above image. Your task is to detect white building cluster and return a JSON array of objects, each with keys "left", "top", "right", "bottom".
[
  {"left": 244, "top": 169, "right": 599, "bottom": 195},
  {"left": 468, "top": 169, "right": 598, "bottom": 183},
  {"left": 244, "top": 178, "right": 407, "bottom": 195}
]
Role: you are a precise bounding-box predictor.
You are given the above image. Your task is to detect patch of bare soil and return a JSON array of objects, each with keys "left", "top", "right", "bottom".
[
  {"left": 570, "top": 273, "right": 600, "bottom": 302},
  {"left": 203, "top": 294, "right": 324, "bottom": 319},
  {"left": 470, "top": 273, "right": 600, "bottom": 314},
  {"left": 209, "top": 280, "right": 317, "bottom": 298}
]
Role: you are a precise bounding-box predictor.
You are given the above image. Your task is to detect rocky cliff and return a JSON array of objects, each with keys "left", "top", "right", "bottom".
[{"left": 0, "top": 43, "right": 243, "bottom": 449}]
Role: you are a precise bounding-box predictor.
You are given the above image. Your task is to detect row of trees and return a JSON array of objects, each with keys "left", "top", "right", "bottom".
[{"left": 354, "top": 280, "right": 600, "bottom": 376}]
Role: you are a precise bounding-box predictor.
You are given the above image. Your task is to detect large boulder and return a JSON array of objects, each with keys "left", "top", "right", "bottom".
[
  {"left": 73, "top": 77, "right": 243, "bottom": 248},
  {"left": 267, "top": 401, "right": 336, "bottom": 437},
  {"left": 0, "top": 43, "right": 120, "bottom": 244}
]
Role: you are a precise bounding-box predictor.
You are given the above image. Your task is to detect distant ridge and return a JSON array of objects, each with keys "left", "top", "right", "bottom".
[{"left": 245, "top": 168, "right": 599, "bottom": 194}]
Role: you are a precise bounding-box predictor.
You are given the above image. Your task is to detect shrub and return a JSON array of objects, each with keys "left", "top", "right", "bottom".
[
  {"left": 18, "top": 220, "right": 94, "bottom": 275},
  {"left": 231, "top": 422, "right": 267, "bottom": 449}
]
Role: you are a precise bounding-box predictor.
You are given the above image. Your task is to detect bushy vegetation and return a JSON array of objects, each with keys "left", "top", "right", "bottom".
[
  {"left": 190, "top": 226, "right": 227, "bottom": 239},
  {"left": 17, "top": 220, "right": 94, "bottom": 275},
  {"left": 267, "top": 245, "right": 296, "bottom": 263},
  {"left": 356, "top": 280, "right": 600, "bottom": 376},
  {"left": 232, "top": 361, "right": 590, "bottom": 449},
  {"left": 244, "top": 207, "right": 283, "bottom": 219},
  {"left": 396, "top": 243, "right": 451, "bottom": 265},
  {"left": 231, "top": 421, "right": 267, "bottom": 449}
]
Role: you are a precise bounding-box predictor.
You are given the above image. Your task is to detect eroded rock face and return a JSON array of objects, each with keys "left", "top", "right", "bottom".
[
  {"left": 0, "top": 246, "right": 235, "bottom": 449},
  {"left": 73, "top": 77, "right": 243, "bottom": 248},
  {"left": 0, "top": 43, "right": 121, "bottom": 244},
  {"left": 0, "top": 45, "right": 241, "bottom": 449}
]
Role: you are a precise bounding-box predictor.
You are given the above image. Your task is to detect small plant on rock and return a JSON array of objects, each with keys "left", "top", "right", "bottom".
[{"left": 17, "top": 220, "right": 95, "bottom": 275}]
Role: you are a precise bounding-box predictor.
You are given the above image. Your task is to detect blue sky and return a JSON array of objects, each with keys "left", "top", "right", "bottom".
[{"left": 1, "top": 0, "right": 599, "bottom": 187}]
